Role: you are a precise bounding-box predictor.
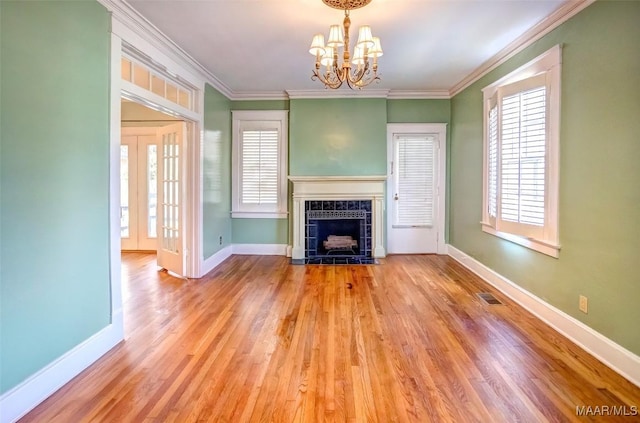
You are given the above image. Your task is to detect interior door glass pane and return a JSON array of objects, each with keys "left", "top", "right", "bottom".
[
  {"left": 120, "top": 146, "right": 129, "bottom": 237},
  {"left": 148, "top": 145, "right": 157, "bottom": 238}
]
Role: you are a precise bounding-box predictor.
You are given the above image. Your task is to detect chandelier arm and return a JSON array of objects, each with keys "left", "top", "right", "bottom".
[
  {"left": 312, "top": 69, "right": 344, "bottom": 89},
  {"left": 348, "top": 64, "right": 380, "bottom": 88},
  {"left": 346, "top": 60, "right": 369, "bottom": 84}
]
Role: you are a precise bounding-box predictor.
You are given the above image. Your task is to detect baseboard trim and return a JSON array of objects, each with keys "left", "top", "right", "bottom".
[
  {"left": 446, "top": 244, "right": 640, "bottom": 388},
  {"left": 200, "top": 245, "right": 233, "bottom": 277},
  {"left": 232, "top": 244, "right": 288, "bottom": 256},
  {"left": 0, "top": 314, "right": 124, "bottom": 423}
]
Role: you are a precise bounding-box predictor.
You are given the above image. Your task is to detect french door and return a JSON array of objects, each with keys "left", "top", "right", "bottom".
[
  {"left": 156, "top": 122, "right": 186, "bottom": 276},
  {"left": 120, "top": 128, "right": 158, "bottom": 251}
]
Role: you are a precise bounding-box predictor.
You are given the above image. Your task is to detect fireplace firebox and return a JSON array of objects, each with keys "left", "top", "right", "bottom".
[{"left": 305, "top": 200, "right": 373, "bottom": 264}]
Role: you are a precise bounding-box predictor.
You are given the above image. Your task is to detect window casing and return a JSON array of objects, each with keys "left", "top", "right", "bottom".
[
  {"left": 481, "top": 45, "right": 561, "bottom": 257},
  {"left": 232, "top": 110, "right": 288, "bottom": 218}
]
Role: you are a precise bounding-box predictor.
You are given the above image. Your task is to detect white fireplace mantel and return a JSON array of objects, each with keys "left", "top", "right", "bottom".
[{"left": 289, "top": 175, "right": 387, "bottom": 260}]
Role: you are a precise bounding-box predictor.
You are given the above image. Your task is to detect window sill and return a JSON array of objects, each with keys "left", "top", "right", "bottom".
[
  {"left": 481, "top": 222, "right": 560, "bottom": 258},
  {"left": 232, "top": 211, "right": 288, "bottom": 219}
]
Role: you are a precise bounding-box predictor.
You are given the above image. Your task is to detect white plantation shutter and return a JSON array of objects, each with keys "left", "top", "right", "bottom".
[
  {"left": 241, "top": 129, "right": 279, "bottom": 205},
  {"left": 232, "top": 110, "right": 288, "bottom": 218},
  {"left": 481, "top": 45, "right": 560, "bottom": 257},
  {"left": 488, "top": 103, "right": 498, "bottom": 220},
  {"left": 394, "top": 134, "right": 435, "bottom": 226},
  {"left": 500, "top": 87, "right": 546, "bottom": 226}
]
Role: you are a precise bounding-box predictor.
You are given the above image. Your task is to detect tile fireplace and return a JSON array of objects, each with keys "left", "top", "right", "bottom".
[{"left": 289, "top": 176, "right": 386, "bottom": 263}]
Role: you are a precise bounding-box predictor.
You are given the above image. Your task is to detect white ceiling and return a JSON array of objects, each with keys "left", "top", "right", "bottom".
[{"left": 126, "top": 0, "right": 573, "bottom": 97}]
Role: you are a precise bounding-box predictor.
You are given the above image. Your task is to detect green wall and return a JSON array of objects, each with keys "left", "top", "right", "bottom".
[
  {"left": 202, "top": 84, "right": 232, "bottom": 257},
  {"left": 387, "top": 99, "right": 451, "bottom": 123},
  {"left": 0, "top": 1, "right": 112, "bottom": 393},
  {"left": 289, "top": 98, "right": 387, "bottom": 176},
  {"left": 231, "top": 219, "right": 289, "bottom": 244},
  {"left": 449, "top": 1, "right": 640, "bottom": 355},
  {"left": 230, "top": 99, "right": 290, "bottom": 111}
]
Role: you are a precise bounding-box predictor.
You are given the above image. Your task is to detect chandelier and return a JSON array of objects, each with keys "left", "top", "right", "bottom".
[{"left": 309, "top": 0, "right": 383, "bottom": 90}]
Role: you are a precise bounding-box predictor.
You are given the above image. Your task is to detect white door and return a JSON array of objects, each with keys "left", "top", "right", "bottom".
[
  {"left": 387, "top": 124, "right": 446, "bottom": 254},
  {"left": 120, "top": 130, "right": 159, "bottom": 251},
  {"left": 157, "top": 122, "right": 186, "bottom": 276}
]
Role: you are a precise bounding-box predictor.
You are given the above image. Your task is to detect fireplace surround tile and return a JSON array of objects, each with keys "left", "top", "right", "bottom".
[
  {"left": 304, "top": 200, "right": 371, "bottom": 259},
  {"left": 289, "top": 176, "right": 386, "bottom": 261}
]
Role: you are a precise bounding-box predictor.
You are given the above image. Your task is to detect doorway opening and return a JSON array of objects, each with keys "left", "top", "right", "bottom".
[
  {"left": 120, "top": 99, "right": 182, "bottom": 252},
  {"left": 119, "top": 98, "right": 193, "bottom": 277}
]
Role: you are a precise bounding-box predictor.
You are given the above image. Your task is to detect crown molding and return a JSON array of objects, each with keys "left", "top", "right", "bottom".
[
  {"left": 286, "top": 89, "right": 390, "bottom": 99},
  {"left": 230, "top": 91, "right": 290, "bottom": 101},
  {"left": 97, "top": 0, "right": 234, "bottom": 99},
  {"left": 449, "top": 0, "right": 596, "bottom": 97},
  {"left": 387, "top": 90, "right": 451, "bottom": 100},
  {"left": 232, "top": 89, "right": 451, "bottom": 101}
]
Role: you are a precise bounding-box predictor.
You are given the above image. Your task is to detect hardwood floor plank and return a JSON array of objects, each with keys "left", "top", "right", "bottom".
[{"left": 18, "top": 253, "right": 640, "bottom": 423}]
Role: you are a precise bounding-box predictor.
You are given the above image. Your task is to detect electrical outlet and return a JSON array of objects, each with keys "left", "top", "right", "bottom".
[
  {"left": 219, "top": 236, "right": 223, "bottom": 245},
  {"left": 579, "top": 295, "right": 588, "bottom": 314}
]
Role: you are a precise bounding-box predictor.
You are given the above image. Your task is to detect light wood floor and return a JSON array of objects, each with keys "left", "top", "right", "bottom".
[{"left": 21, "top": 253, "right": 639, "bottom": 422}]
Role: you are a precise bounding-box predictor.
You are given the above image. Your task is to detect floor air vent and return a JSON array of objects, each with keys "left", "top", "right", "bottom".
[{"left": 477, "top": 292, "right": 502, "bottom": 305}]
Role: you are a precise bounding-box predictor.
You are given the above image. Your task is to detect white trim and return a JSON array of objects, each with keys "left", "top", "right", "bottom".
[
  {"left": 288, "top": 175, "right": 387, "bottom": 183},
  {"left": 228, "top": 89, "right": 451, "bottom": 101},
  {"left": 232, "top": 91, "right": 290, "bottom": 101},
  {"left": 386, "top": 90, "right": 451, "bottom": 100},
  {"left": 446, "top": 244, "right": 640, "bottom": 389},
  {"left": 0, "top": 319, "right": 123, "bottom": 423},
  {"left": 386, "top": 124, "right": 447, "bottom": 255},
  {"left": 231, "top": 211, "right": 288, "bottom": 219},
  {"left": 481, "top": 223, "right": 560, "bottom": 258},
  {"left": 108, "top": 29, "right": 126, "bottom": 355},
  {"left": 183, "top": 121, "right": 201, "bottom": 279},
  {"left": 481, "top": 45, "right": 562, "bottom": 97},
  {"left": 286, "top": 89, "right": 390, "bottom": 99},
  {"left": 121, "top": 81, "right": 199, "bottom": 122},
  {"left": 232, "top": 244, "right": 288, "bottom": 256},
  {"left": 200, "top": 245, "right": 234, "bottom": 277},
  {"left": 450, "top": 0, "right": 595, "bottom": 96},
  {"left": 286, "top": 89, "right": 450, "bottom": 100}
]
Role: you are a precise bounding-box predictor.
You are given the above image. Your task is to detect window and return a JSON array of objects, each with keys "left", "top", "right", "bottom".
[
  {"left": 121, "top": 54, "right": 196, "bottom": 112},
  {"left": 481, "top": 45, "right": 561, "bottom": 257},
  {"left": 232, "top": 110, "right": 288, "bottom": 218}
]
